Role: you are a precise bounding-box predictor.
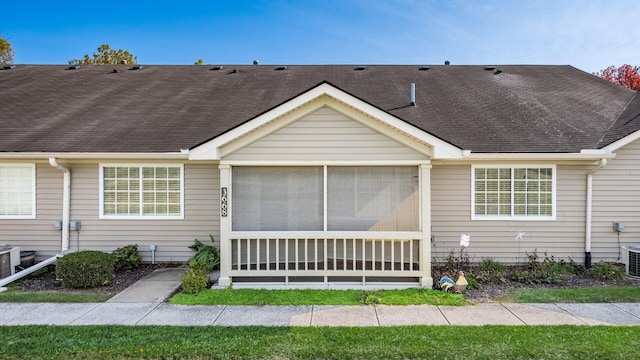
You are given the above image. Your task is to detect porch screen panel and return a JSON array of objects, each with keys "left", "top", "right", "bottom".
[
  {"left": 232, "top": 167, "right": 323, "bottom": 231},
  {"left": 327, "top": 166, "right": 419, "bottom": 231}
]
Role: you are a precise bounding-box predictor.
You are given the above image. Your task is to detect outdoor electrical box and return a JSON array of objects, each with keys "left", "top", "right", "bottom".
[
  {"left": 614, "top": 221, "right": 624, "bottom": 232},
  {"left": 70, "top": 220, "right": 81, "bottom": 231},
  {"left": 54, "top": 220, "right": 62, "bottom": 230}
]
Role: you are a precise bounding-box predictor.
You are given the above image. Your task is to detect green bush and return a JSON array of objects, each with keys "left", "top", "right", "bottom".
[
  {"left": 112, "top": 244, "right": 142, "bottom": 271},
  {"left": 592, "top": 261, "right": 625, "bottom": 282},
  {"left": 56, "top": 251, "right": 114, "bottom": 288},
  {"left": 180, "top": 259, "right": 209, "bottom": 294},
  {"left": 187, "top": 235, "right": 220, "bottom": 272},
  {"left": 471, "top": 258, "right": 507, "bottom": 285},
  {"left": 509, "top": 251, "right": 562, "bottom": 284}
]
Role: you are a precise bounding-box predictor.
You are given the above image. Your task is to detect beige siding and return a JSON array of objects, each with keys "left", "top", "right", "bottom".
[
  {"left": 591, "top": 140, "right": 640, "bottom": 262},
  {"left": 0, "top": 162, "right": 65, "bottom": 259},
  {"left": 2, "top": 161, "right": 220, "bottom": 263},
  {"left": 224, "top": 106, "right": 427, "bottom": 161},
  {"left": 431, "top": 164, "right": 590, "bottom": 264}
]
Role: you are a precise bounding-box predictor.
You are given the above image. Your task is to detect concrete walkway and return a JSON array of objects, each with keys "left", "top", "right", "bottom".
[{"left": 1, "top": 268, "right": 639, "bottom": 326}]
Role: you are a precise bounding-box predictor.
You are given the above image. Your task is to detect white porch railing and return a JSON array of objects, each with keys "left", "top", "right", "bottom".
[{"left": 228, "top": 232, "right": 425, "bottom": 284}]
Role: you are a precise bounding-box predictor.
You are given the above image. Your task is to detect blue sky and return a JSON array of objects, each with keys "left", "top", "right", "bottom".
[{"left": 2, "top": 0, "right": 638, "bottom": 72}]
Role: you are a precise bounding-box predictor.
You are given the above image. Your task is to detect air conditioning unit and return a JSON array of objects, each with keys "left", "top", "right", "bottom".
[
  {"left": 622, "top": 245, "right": 640, "bottom": 278},
  {"left": 0, "top": 246, "right": 20, "bottom": 279}
]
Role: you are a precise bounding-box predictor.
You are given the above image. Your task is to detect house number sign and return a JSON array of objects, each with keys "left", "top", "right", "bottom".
[{"left": 221, "top": 187, "right": 228, "bottom": 217}]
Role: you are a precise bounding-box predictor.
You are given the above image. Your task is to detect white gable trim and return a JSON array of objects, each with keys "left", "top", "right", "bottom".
[
  {"left": 600, "top": 129, "right": 640, "bottom": 153},
  {"left": 189, "top": 83, "right": 464, "bottom": 160}
]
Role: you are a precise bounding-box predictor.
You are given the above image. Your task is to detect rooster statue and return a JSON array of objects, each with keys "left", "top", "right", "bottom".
[
  {"left": 454, "top": 271, "right": 468, "bottom": 293},
  {"left": 439, "top": 270, "right": 468, "bottom": 294},
  {"left": 439, "top": 275, "right": 455, "bottom": 292}
]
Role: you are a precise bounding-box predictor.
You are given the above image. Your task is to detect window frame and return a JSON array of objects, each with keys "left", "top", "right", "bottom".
[
  {"left": 471, "top": 164, "right": 556, "bottom": 221},
  {"left": 0, "top": 163, "right": 36, "bottom": 219},
  {"left": 99, "top": 164, "right": 184, "bottom": 220}
]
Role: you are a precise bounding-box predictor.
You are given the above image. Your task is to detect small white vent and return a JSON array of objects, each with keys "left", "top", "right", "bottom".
[{"left": 622, "top": 245, "right": 640, "bottom": 278}]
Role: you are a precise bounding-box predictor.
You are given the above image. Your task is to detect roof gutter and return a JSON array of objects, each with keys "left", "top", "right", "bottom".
[
  {"left": 584, "top": 158, "right": 608, "bottom": 268},
  {"left": 0, "top": 152, "right": 189, "bottom": 160},
  {"left": 49, "top": 157, "right": 71, "bottom": 252}
]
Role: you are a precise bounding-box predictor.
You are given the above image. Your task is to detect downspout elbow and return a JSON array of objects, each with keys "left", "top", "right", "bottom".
[{"left": 49, "top": 157, "right": 71, "bottom": 252}]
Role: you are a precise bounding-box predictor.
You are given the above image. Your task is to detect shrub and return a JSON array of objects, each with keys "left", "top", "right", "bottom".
[
  {"left": 443, "top": 248, "right": 470, "bottom": 273},
  {"left": 188, "top": 235, "right": 220, "bottom": 272},
  {"left": 472, "top": 258, "right": 507, "bottom": 285},
  {"left": 509, "top": 251, "right": 562, "bottom": 284},
  {"left": 112, "top": 244, "right": 142, "bottom": 271},
  {"left": 56, "top": 250, "right": 114, "bottom": 288},
  {"left": 180, "top": 259, "right": 209, "bottom": 294},
  {"left": 592, "top": 261, "right": 625, "bottom": 282}
]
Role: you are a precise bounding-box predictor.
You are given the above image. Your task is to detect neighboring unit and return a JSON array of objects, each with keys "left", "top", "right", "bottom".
[{"left": 1, "top": 64, "right": 639, "bottom": 287}]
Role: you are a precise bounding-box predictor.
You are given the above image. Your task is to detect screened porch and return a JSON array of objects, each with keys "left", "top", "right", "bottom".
[{"left": 218, "top": 164, "right": 433, "bottom": 287}]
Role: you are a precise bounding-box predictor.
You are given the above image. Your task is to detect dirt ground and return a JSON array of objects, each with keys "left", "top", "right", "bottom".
[
  {"left": 15, "top": 263, "right": 175, "bottom": 296},
  {"left": 13, "top": 262, "right": 638, "bottom": 302}
]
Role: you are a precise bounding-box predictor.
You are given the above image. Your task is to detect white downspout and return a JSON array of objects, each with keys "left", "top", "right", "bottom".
[
  {"left": 49, "top": 157, "right": 71, "bottom": 252},
  {"left": 585, "top": 158, "right": 607, "bottom": 268}
]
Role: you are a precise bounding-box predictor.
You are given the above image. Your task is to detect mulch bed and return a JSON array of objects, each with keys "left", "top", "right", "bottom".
[
  {"left": 12, "top": 262, "right": 639, "bottom": 302},
  {"left": 15, "top": 263, "right": 177, "bottom": 295}
]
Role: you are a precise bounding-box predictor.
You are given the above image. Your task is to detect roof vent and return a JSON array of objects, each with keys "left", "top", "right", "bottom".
[
  {"left": 444, "top": 60, "right": 451, "bottom": 65},
  {"left": 3, "top": 65, "right": 16, "bottom": 70},
  {"left": 230, "top": 69, "right": 238, "bottom": 74},
  {"left": 130, "top": 65, "right": 143, "bottom": 70},
  {"left": 66, "top": 65, "right": 80, "bottom": 70},
  {"left": 210, "top": 66, "right": 224, "bottom": 71},
  {"left": 483, "top": 66, "right": 496, "bottom": 71},
  {"left": 419, "top": 66, "right": 430, "bottom": 71},
  {"left": 112, "top": 69, "right": 119, "bottom": 73},
  {"left": 253, "top": 60, "right": 259, "bottom": 65},
  {"left": 354, "top": 66, "right": 366, "bottom": 71},
  {"left": 275, "top": 66, "right": 287, "bottom": 71},
  {"left": 410, "top": 83, "right": 416, "bottom": 107},
  {"left": 493, "top": 69, "right": 503, "bottom": 75}
]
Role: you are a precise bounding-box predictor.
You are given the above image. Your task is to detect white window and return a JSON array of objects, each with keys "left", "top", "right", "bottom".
[
  {"left": 0, "top": 164, "right": 36, "bottom": 218},
  {"left": 472, "top": 165, "right": 555, "bottom": 220},
  {"left": 232, "top": 166, "right": 419, "bottom": 231},
  {"left": 100, "top": 164, "right": 184, "bottom": 219}
]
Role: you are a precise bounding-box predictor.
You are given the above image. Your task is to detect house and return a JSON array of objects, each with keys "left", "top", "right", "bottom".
[{"left": 1, "top": 64, "right": 639, "bottom": 287}]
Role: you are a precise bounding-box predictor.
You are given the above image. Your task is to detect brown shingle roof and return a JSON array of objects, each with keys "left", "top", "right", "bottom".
[{"left": 0, "top": 64, "right": 637, "bottom": 153}]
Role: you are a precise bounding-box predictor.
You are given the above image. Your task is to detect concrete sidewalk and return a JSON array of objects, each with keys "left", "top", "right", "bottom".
[
  {"left": 2, "top": 302, "right": 640, "bottom": 326},
  {"left": 1, "top": 268, "right": 639, "bottom": 326}
]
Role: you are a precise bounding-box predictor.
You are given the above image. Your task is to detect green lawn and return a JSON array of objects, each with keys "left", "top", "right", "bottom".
[
  {"left": 170, "top": 288, "right": 469, "bottom": 306},
  {"left": 0, "top": 285, "right": 111, "bottom": 303},
  {"left": 1, "top": 325, "right": 638, "bottom": 359},
  {"left": 500, "top": 286, "right": 640, "bottom": 303}
]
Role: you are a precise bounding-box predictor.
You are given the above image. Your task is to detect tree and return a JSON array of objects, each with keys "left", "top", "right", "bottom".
[
  {"left": 0, "top": 34, "right": 15, "bottom": 65},
  {"left": 69, "top": 44, "right": 136, "bottom": 65},
  {"left": 594, "top": 64, "right": 640, "bottom": 91},
  {"left": 194, "top": 58, "right": 204, "bottom": 65}
]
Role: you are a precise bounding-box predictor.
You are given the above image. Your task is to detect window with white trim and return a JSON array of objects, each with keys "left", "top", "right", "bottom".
[
  {"left": 231, "top": 166, "right": 419, "bottom": 231},
  {"left": 100, "top": 165, "right": 184, "bottom": 219},
  {"left": 0, "top": 164, "right": 36, "bottom": 218},
  {"left": 473, "top": 165, "right": 555, "bottom": 220}
]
